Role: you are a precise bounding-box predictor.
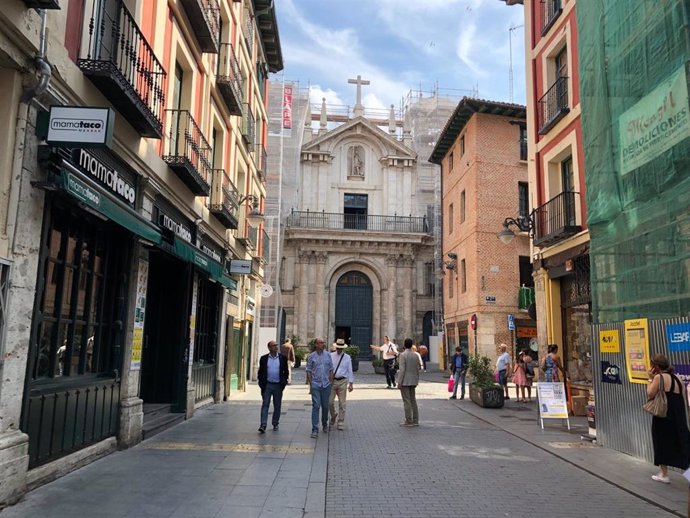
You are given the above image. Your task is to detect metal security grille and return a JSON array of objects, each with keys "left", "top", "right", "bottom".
[{"left": 192, "top": 277, "right": 219, "bottom": 402}]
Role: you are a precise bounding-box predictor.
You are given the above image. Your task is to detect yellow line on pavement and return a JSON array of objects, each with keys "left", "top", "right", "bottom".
[{"left": 145, "top": 442, "right": 314, "bottom": 454}]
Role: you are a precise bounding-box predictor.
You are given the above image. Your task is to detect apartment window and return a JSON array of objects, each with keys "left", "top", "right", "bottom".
[
  {"left": 519, "top": 124, "right": 527, "bottom": 160},
  {"left": 541, "top": 0, "right": 563, "bottom": 35},
  {"left": 460, "top": 136, "right": 465, "bottom": 156},
  {"left": 519, "top": 182, "right": 529, "bottom": 218},
  {"left": 460, "top": 190, "right": 466, "bottom": 223},
  {"left": 539, "top": 46, "right": 570, "bottom": 133},
  {"left": 561, "top": 156, "right": 577, "bottom": 225},
  {"left": 460, "top": 259, "right": 467, "bottom": 293},
  {"left": 449, "top": 151, "right": 454, "bottom": 172},
  {"left": 448, "top": 203, "right": 454, "bottom": 234},
  {"left": 519, "top": 256, "right": 534, "bottom": 287}
]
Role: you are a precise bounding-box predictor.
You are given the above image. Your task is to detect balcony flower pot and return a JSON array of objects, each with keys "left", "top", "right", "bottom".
[{"left": 345, "top": 346, "right": 360, "bottom": 372}]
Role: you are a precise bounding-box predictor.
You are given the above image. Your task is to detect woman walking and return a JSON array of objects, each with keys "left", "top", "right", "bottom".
[{"left": 647, "top": 354, "right": 690, "bottom": 483}]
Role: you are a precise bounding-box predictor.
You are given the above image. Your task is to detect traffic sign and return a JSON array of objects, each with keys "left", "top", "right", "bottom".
[
  {"left": 470, "top": 314, "right": 477, "bottom": 330},
  {"left": 508, "top": 313, "right": 515, "bottom": 331}
]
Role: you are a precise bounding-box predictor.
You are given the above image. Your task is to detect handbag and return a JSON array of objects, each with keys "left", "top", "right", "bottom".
[
  {"left": 448, "top": 375, "right": 455, "bottom": 393},
  {"left": 642, "top": 374, "right": 667, "bottom": 418}
]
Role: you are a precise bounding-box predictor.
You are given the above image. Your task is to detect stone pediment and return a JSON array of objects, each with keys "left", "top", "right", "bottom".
[{"left": 302, "top": 116, "right": 416, "bottom": 161}]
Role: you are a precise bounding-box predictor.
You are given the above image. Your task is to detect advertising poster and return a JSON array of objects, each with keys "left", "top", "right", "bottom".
[
  {"left": 599, "top": 329, "right": 620, "bottom": 353},
  {"left": 130, "top": 259, "right": 148, "bottom": 370},
  {"left": 282, "top": 85, "right": 293, "bottom": 129},
  {"left": 537, "top": 382, "right": 569, "bottom": 419},
  {"left": 624, "top": 318, "right": 650, "bottom": 384}
]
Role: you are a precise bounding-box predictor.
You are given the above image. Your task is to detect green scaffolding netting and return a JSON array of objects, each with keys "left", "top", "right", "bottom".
[{"left": 577, "top": 0, "right": 690, "bottom": 323}]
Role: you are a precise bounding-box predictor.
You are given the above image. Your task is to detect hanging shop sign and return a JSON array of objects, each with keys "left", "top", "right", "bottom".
[
  {"left": 666, "top": 322, "right": 690, "bottom": 352},
  {"left": 619, "top": 65, "right": 690, "bottom": 175},
  {"left": 71, "top": 148, "right": 137, "bottom": 207},
  {"left": 601, "top": 361, "right": 622, "bottom": 384},
  {"left": 228, "top": 259, "right": 252, "bottom": 275},
  {"left": 624, "top": 318, "right": 651, "bottom": 384},
  {"left": 599, "top": 329, "right": 621, "bottom": 353},
  {"left": 43, "top": 106, "right": 115, "bottom": 147}
]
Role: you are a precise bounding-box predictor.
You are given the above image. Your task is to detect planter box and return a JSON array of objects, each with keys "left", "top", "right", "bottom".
[
  {"left": 469, "top": 383, "right": 504, "bottom": 408},
  {"left": 351, "top": 358, "right": 359, "bottom": 372},
  {"left": 374, "top": 365, "right": 386, "bottom": 374}
]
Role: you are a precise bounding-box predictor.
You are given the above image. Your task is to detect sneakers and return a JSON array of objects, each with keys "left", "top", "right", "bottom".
[
  {"left": 399, "top": 421, "right": 413, "bottom": 427},
  {"left": 652, "top": 474, "right": 670, "bottom": 484},
  {"left": 337, "top": 424, "right": 344, "bottom": 431},
  {"left": 272, "top": 424, "right": 279, "bottom": 432},
  {"left": 310, "top": 429, "right": 318, "bottom": 438},
  {"left": 258, "top": 426, "right": 266, "bottom": 434},
  {"left": 323, "top": 425, "right": 329, "bottom": 433},
  {"left": 449, "top": 396, "right": 457, "bottom": 400}
]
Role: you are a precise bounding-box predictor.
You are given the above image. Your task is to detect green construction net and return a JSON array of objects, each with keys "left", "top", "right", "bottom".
[{"left": 577, "top": 0, "right": 690, "bottom": 323}]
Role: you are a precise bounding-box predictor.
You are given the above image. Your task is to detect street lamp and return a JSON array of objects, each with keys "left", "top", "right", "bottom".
[
  {"left": 238, "top": 194, "right": 264, "bottom": 227},
  {"left": 497, "top": 213, "right": 535, "bottom": 244}
]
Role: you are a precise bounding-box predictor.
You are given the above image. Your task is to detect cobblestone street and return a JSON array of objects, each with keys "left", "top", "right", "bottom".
[{"left": 0, "top": 365, "right": 686, "bottom": 518}]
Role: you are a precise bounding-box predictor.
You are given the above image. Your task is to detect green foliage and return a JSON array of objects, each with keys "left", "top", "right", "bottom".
[
  {"left": 290, "top": 334, "right": 301, "bottom": 346},
  {"left": 468, "top": 355, "right": 498, "bottom": 390},
  {"left": 307, "top": 338, "right": 317, "bottom": 351},
  {"left": 294, "top": 347, "right": 306, "bottom": 361},
  {"left": 344, "top": 345, "right": 359, "bottom": 360},
  {"left": 372, "top": 357, "right": 384, "bottom": 367}
]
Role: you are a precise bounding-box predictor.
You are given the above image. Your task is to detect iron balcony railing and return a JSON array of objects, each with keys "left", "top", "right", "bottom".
[
  {"left": 163, "top": 109, "right": 212, "bottom": 196},
  {"left": 179, "top": 0, "right": 220, "bottom": 53},
  {"left": 261, "top": 228, "right": 270, "bottom": 263},
  {"left": 247, "top": 225, "right": 258, "bottom": 251},
  {"left": 241, "top": 104, "right": 255, "bottom": 147},
  {"left": 244, "top": 7, "right": 254, "bottom": 57},
  {"left": 78, "top": 0, "right": 166, "bottom": 138},
  {"left": 541, "top": 0, "right": 562, "bottom": 35},
  {"left": 533, "top": 191, "right": 582, "bottom": 247},
  {"left": 286, "top": 210, "right": 430, "bottom": 234},
  {"left": 538, "top": 76, "right": 569, "bottom": 134},
  {"left": 209, "top": 169, "right": 239, "bottom": 229},
  {"left": 216, "top": 43, "right": 244, "bottom": 115},
  {"left": 255, "top": 144, "right": 267, "bottom": 182}
]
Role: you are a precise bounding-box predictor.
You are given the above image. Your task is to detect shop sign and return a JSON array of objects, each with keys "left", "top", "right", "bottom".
[
  {"left": 73, "top": 149, "right": 136, "bottom": 206},
  {"left": 601, "top": 361, "right": 622, "bottom": 384},
  {"left": 516, "top": 327, "right": 537, "bottom": 338},
  {"left": 228, "top": 259, "right": 252, "bottom": 275},
  {"left": 507, "top": 313, "right": 515, "bottom": 331},
  {"left": 199, "top": 239, "right": 223, "bottom": 263},
  {"left": 159, "top": 213, "right": 193, "bottom": 243},
  {"left": 599, "top": 329, "right": 620, "bottom": 353},
  {"left": 537, "top": 382, "right": 569, "bottom": 419},
  {"left": 666, "top": 322, "right": 690, "bottom": 351},
  {"left": 46, "top": 106, "right": 115, "bottom": 147},
  {"left": 66, "top": 173, "right": 101, "bottom": 207},
  {"left": 675, "top": 365, "right": 690, "bottom": 407},
  {"left": 619, "top": 65, "right": 690, "bottom": 175},
  {"left": 282, "top": 85, "right": 293, "bottom": 129},
  {"left": 624, "top": 318, "right": 651, "bottom": 384}
]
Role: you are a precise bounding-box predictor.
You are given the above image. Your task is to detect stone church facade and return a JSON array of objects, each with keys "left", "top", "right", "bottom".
[{"left": 281, "top": 107, "right": 435, "bottom": 357}]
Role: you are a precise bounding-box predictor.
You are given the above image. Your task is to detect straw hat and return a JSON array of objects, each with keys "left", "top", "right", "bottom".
[{"left": 333, "top": 338, "right": 347, "bottom": 349}]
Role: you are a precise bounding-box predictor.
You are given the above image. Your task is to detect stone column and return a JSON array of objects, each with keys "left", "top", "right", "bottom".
[
  {"left": 307, "top": 252, "right": 317, "bottom": 338},
  {"left": 298, "top": 251, "right": 310, "bottom": 342},
  {"left": 386, "top": 255, "right": 398, "bottom": 340},
  {"left": 533, "top": 266, "right": 549, "bottom": 376},
  {"left": 314, "top": 252, "right": 328, "bottom": 340},
  {"left": 215, "top": 288, "right": 229, "bottom": 403},
  {"left": 400, "top": 255, "right": 414, "bottom": 340}
]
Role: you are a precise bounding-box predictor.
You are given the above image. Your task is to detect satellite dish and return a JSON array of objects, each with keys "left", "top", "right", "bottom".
[{"left": 260, "top": 284, "right": 274, "bottom": 298}]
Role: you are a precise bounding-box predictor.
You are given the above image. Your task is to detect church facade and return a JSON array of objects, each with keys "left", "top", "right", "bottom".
[{"left": 280, "top": 86, "right": 435, "bottom": 357}]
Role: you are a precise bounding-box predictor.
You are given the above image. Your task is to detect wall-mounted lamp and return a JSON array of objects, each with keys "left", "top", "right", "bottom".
[
  {"left": 497, "top": 213, "right": 535, "bottom": 245},
  {"left": 443, "top": 252, "right": 457, "bottom": 274},
  {"left": 238, "top": 194, "right": 264, "bottom": 227}
]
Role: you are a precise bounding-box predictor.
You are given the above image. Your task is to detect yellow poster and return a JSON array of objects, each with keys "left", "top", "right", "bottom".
[
  {"left": 599, "top": 329, "right": 620, "bottom": 353},
  {"left": 131, "top": 328, "right": 143, "bottom": 363},
  {"left": 624, "top": 318, "right": 650, "bottom": 384}
]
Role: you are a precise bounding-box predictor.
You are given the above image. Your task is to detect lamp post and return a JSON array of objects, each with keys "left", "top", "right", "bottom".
[
  {"left": 237, "top": 194, "right": 265, "bottom": 227},
  {"left": 497, "top": 213, "right": 535, "bottom": 244}
]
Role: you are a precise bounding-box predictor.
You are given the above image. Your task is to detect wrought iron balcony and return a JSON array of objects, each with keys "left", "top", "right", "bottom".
[
  {"left": 78, "top": 0, "right": 165, "bottom": 138},
  {"left": 241, "top": 104, "right": 255, "bottom": 147},
  {"left": 163, "top": 110, "right": 212, "bottom": 196},
  {"left": 247, "top": 225, "right": 258, "bottom": 251},
  {"left": 244, "top": 7, "right": 254, "bottom": 57},
  {"left": 209, "top": 169, "right": 239, "bottom": 229},
  {"left": 541, "top": 0, "right": 562, "bottom": 35},
  {"left": 255, "top": 144, "right": 267, "bottom": 182},
  {"left": 286, "top": 210, "right": 430, "bottom": 234},
  {"left": 179, "top": 0, "right": 220, "bottom": 53},
  {"left": 538, "top": 76, "right": 569, "bottom": 134},
  {"left": 532, "top": 191, "right": 582, "bottom": 247},
  {"left": 261, "top": 229, "right": 270, "bottom": 263},
  {"left": 217, "top": 43, "right": 244, "bottom": 116}
]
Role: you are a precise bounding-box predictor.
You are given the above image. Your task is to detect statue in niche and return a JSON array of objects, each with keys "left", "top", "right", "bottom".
[{"left": 349, "top": 145, "right": 364, "bottom": 177}]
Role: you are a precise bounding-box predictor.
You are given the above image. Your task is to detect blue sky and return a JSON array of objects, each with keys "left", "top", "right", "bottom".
[{"left": 272, "top": 0, "right": 527, "bottom": 111}]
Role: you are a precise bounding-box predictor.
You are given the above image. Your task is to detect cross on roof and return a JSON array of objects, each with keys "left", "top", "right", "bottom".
[{"left": 347, "top": 75, "right": 370, "bottom": 117}]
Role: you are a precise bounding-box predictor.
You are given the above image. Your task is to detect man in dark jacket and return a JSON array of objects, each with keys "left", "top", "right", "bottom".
[
  {"left": 449, "top": 346, "right": 469, "bottom": 400},
  {"left": 257, "top": 340, "right": 289, "bottom": 433}
]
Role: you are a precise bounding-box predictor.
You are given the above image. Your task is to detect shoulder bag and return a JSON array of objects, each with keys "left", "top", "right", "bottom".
[{"left": 642, "top": 374, "right": 667, "bottom": 418}]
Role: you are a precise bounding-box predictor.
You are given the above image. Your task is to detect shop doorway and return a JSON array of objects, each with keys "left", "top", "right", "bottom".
[
  {"left": 335, "top": 271, "right": 372, "bottom": 359},
  {"left": 141, "top": 251, "right": 190, "bottom": 410}
]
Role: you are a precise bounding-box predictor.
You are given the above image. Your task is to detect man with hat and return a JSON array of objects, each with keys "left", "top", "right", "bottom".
[{"left": 329, "top": 339, "right": 354, "bottom": 430}]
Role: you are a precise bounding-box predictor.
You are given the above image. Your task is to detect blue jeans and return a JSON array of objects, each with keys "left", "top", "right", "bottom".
[
  {"left": 311, "top": 384, "right": 332, "bottom": 431},
  {"left": 452, "top": 370, "right": 466, "bottom": 397},
  {"left": 260, "top": 382, "right": 283, "bottom": 427}
]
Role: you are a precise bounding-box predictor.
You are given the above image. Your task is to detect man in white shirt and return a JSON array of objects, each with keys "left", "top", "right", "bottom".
[
  {"left": 495, "top": 343, "right": 512, "bottom": 400},
  {"left": 370, "top": 335, "right": 398, "bottom": 388},
  {"left": 329, "top": 339, "right": 354, "bottom": 430}
]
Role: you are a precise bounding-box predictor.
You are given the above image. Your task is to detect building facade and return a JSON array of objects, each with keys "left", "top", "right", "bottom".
[
  {"left": 0, "top": 0, "right": 281, "bottom": 505},
  {"left": 430, "top": 99, "right": 531, "bottom": 364}
]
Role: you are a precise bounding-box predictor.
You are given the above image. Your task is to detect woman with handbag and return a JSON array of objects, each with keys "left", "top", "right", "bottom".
[{"left": 646, "top": 354, "right": 690, "bottom": 484}]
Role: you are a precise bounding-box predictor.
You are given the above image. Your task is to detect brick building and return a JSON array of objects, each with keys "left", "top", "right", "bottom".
[{"left": 430, "top": 99, "right": 531, "bottom": 364}]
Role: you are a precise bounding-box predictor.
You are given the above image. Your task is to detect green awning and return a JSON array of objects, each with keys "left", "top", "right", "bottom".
[
  {"left": 58, "top": 170, "right": 161, "bottom": 244},
  {"left": 173, "top": 238, "right": 237, "bottom": 290}
]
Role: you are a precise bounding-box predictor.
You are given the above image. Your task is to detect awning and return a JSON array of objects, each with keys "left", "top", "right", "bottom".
[
  {"left": 173, "top": 238, "right": 237, "bottom": 290},
  {"left": 57, "top": 169, "right": 161, "bottom": 245}
]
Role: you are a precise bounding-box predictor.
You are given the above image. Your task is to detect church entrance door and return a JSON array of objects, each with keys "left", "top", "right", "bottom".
[{"left": 335, "top": 271, "right": 373, "bottom": 359}]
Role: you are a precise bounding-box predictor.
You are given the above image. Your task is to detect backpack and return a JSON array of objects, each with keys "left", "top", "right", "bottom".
[{"left": 525, "top": 361, "right": 535, "bottom": 378}]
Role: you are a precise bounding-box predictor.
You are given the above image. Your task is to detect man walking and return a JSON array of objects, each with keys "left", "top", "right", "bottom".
[
  {"left": 306, "top": 338, "right": 334, "bottom": 438},
  {"left": 496, "top": 343, "right": 512, "bottom": 400},
  {"left": 370, "top": 335, "right": 398, "bottom": 388},
  {"left": 282, "top": 338, "right": 296, "bottom": 384},
  {"left": 397, "top": 338, "right": 420, "bottom": 427},
  {"left": 257, "top": 340, "right": 289, "bottom": 433},
  {"left": 329, "top": 339, "right": 354, "bottom": 430},
  {"left": 450, "top": 345, "right": 469, "bottom": 400}
]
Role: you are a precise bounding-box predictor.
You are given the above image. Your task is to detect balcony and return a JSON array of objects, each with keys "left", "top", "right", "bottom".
[
  {"left": 255, "top": 144, "right": 267, "bottom": 183},
  {"left": 540, "top": 0, "right": 562, "bottom": 35},
  {"left": 179, "top": 0, "right": 220, "bottom": 53},
  {"left": 78, "top": 0, "right": 165, "bottom": 138},
  {"left": 532, "top": 191, "right": 582, "bottom": 247},
  {"left": 217, "top": 43, "right": 244, "bottom": 116},
  {"left": 538, "top": 76, "right": 569, "bottom": 134},
  {"left": 244, "top": 7, "right": 254, "bottom": 57},
  {"left": 286, "top": 211, "right": 430, "bottom": 234},
  {"left": 241, "top": 104, "right": 255, "bottom": 147},
  {"left": 163, "top": 110, "right": 212, "bottom": 196},
  {"left": 261, "top": 229, "right": 270, "bottom": 263},
  {"left": 209, "top": 169, "right": 239, "bottom": 229}
]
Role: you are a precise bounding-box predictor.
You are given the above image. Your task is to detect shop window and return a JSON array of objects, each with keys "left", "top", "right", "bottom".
[
  {"left": 32, "top": 203, "right": 124, "bottom": 380},
  {"left": 460, "top": 259, "right": 467, "bottom": 293},
  {"left": 460, "top": 190, "right": 466, "bottom": 223},
  {"left": 448, "top": 151, "right": 454, "bottom": 173},
  {"left": 460, "top": 136, "right": 465, "bottom": 156}
]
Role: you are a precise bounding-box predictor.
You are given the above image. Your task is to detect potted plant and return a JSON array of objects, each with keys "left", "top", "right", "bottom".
[
  {"left": 468, "top": 355, "right": 504, "bottom": 408},
  {"left": 345, "top": 346, "right": 359, "bottom": 372},
  {"left": 372, "top": 357, "right": 386, "bottom": 375},
  {"left": 293, "top": 347, "right": 305, "bottom": 369}
]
